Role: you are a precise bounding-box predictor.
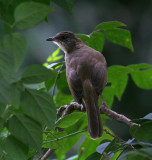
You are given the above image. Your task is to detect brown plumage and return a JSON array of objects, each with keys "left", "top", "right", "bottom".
[{"left": 46, "top": 31, "right": 107, "bottom": 139}]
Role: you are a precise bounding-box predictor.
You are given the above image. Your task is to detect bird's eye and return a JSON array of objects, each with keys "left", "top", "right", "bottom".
[{"left": 62, "top": 35, "right": 67, "bottom": 39}]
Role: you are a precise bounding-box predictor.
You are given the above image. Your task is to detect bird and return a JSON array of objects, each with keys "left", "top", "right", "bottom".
[{"left": 46, "top": 31, "right": 107, "bottom": 139}]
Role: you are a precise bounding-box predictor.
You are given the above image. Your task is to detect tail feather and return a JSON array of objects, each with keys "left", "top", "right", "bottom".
[{"left": 83, "top": 79, "right": 103, "bottom": 139}]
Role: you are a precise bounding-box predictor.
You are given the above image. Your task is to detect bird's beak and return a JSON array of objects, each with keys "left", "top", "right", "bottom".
[{"left": 46, "top": 37, "right": 55, "bottom": 41}]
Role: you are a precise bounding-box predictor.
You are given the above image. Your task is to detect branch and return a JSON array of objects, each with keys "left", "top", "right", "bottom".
[
  {"left": 57, "top": 102, "right": 140, "bottom": 127},
  {"left": 41, "top": 149, "right": 55, "bottom": 160}
]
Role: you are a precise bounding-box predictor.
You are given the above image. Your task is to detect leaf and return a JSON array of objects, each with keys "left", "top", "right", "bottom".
[
  {"left": 86, "top": 152, "right": 101, "bottom": 160},
  {"left": 86, "top": 32, "right": 104, "bottom": 52},
  {"left": 96, "top": 142, "right": 110, "bottom": 154},
  {"left": 22, "top": 88, "right": 56, "bottom": 127},
  {"left": 76, "top": 34, "right": 90, "bottom": 43},
  {"left": 107, "top": 65, "right": 130, "bottom": 100},
  {"left": 57, "top": 70, "right": 69, "bottom": 89},
  {"left": 56, "top": 91, "right": 73, "bottom": 107},
  {"left": 142, "top": 113, "right": 152, "bottom": 120},
  {"left": 130, "top": 121, "right": 152, "bottom": 143},
  {"left": 52, "top": 48, "right": 60, "bottom": 58},
  {"left": 0, "top": 76, "right": 10, "bottom": 104},
  {"left": 130, "top": 69, "right": 152, "bottom": 90},
  {"left": 56, "top": 112, "right": 85, "bottom": 128},
  {"left": 14, "top": 2, "right": 52, "bottom": 30},
  {"left": 8, "top": 114, "right": 42, "bottom": 150},
  {"left": 0, "top": 47, "right": 14, "bottom": 80},
  {"left": 79, "top": 137, "right": 101, "bottom": 160},
  {"left": 95, "top": 21, "right": 126, "bottom": 31},
  {"left": 105, "top": 28, "right": 134, "bottom": 52},
  {"left": 22, "top": 64, "right": 55, "bottom": 84},
  {"left": 3, "top": 33, "right": 27, "bottom": 71},
  {"left": 3, "top": 135, "right": 28, "bottom": 160},
  {"left": 51, "top": 0, "right": 74, "bottom": 14},
  {"left": 11, "top": 81, "right": 23, "bottom": 108},
  {"left": 128, "top": 63, "right": 152, "bottom": 89}
]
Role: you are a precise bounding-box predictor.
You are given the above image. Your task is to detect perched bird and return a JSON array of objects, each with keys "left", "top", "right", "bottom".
[{"left": 46, "top": 31, "right": 107, "bottom": 139}]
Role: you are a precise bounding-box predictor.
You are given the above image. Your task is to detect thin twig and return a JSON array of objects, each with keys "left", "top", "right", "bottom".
[
  {"left": 43, "top": 129, "right": 87, "bottom": 144},
  {"left": 41, "top": 149, "right": 55, "bottom": 160}
]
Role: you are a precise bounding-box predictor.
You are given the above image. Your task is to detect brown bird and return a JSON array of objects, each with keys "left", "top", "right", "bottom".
[{"left": 46, "top": 31, "right": 107, "bottom": 139}]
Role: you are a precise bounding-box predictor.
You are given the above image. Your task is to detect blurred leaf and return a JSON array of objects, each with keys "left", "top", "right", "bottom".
[
  {"left": 22, "top": 64, "right": 55, "bottom": 84},
  {"left": 96, "top": 142, "right": 110, "bottom": 154},
  {"left": 86, "top": 152, "right": 101, "bottom": 160},
  {"left": 79, "top": 137, "right": 101, "bottom": 160},
  {"left": 105, "top": 28, "right": 134, "bottom": 52},
  {"left": 56, "top": 91, "right": 73, "bottom": 107},
  {"left": 0, "top": 48, "right": 14, "bottom": 80},
  {"left": 57, "top": 70, "right": 69, "bottom": 89},
  {"left": 108, "top": 65, "right": 130, "bottom": 100},
  {"left": 0, "top": 76, "right": 10, "bottom": 105},
  {"left": 130, "top": 121, "right": 152, "bottom": 143},
  {"left": 95, "top": 21, "right": 126, "bottom": 31},
  {"left": 22, "top": 88, "right": 56, "bottom": 127},
  {"left": 8, "top": 114, "right": 42, "bottom": 150},
  {"left": 56, "top": 112, "right": 85, "bottom": 128},
  {"left": 52, "top": 48, "right": 60, "bottom": 58},
  {"left": 3, "top": 135, "right": 28, "bottom": 160},
  {"left": 128, "top": 63, "right": 152, "bottom": 70},
  {"left": 51, "top": 0, "right": 74, "bottom": 14},
  {"left": 10, "top": 81, "right": 23, "bottom": 108},
  {"left": 0, "top": 117, "right": 4, "bottom": 132},
  {"left": 3, "top": 33, "right": 27, "bottom": 71},
  {"left": 76, "top": 34, "right": 90, "bottom": 43},
  {"left": 86, "top": 32, "right": 104, "bottom": 52},
  {"left": 14, "top": 2, "right": 52, "bottom": 30},
  {"left": 142, "top": 113, "right": 152, "bottom": 120}
]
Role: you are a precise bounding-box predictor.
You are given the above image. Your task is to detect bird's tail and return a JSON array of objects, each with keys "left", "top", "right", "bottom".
[{"left": 83, "top": 79, "right": 103, "bottom": 139}]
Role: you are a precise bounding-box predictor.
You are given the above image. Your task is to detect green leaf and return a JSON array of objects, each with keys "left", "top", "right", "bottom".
[
  {"left": 0, "top": 48, "right": 14, "bottom": 80},
  {"left": 102, "top": 86, "right": 114, "bottom": 108},
  {"left": 105, "top": 28, "right": 134, "bottom": 51},
  {"left": 86, "top": 32, "right": 104, "bottom": 52},
  {"left": 128, "top": 63, "right": 152, "bottom": 89},
  {"left": 95, "top": 21, "right": 126, "bottom": 31},
  {"left": 22, "top": 64, "right": 55, "bottom": 84},
  {"left": 8, "top": 114, "right": 42, "bottom": 150},
  {"left": 57, "top": 70, "right": 69, "bottom": 89},
  {"left": 56, "top": 112, "right": 85, "bottom": 128},
  {"left": 3, "top": 135, "right": 28, "bottom": 160},
  {"left": 56, "top": 91, "right": 73, "bottom": 107},
  {"left": 130, "top": 121, "right": 152, "bottom": 143},
  {"left": 108, "top": 65, "right": 130, "bottom": 100},
  {"left": 51, "top": 0, "right": 74, "bottom": 14},
  {"left": 14, "top": 2, "right": 52, "bottom": 30},
  {"left": 0, "top": 76, "right": 10, "bottom": 104},
  {"left": 11, "top": 81, "right": 23, "bottom": 108},
  {"left": 130, "top": 69, "right": 152, "bottom": 90},
  {"left": 22, "top": 88, "right": 56, "bottom": 127},
  {"left": 79, "top": 137, "right": 101, "bottom": 160},
  {"left": 3, "top": 33, "right": 27, "bottom": 71},
  {"left": 52, "top": 48, "right": 60, "bottom": 58},
  {"left": 76, "top": 34, "right": 90, "bottom": 43},
  {"left": 86, "top": 152, "right": 101, "bottom": 160}
]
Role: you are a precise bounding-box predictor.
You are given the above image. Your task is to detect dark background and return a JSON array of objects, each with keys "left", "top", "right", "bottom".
[{"left": 22, "top": 0, "right": 152, "bottom": 140}]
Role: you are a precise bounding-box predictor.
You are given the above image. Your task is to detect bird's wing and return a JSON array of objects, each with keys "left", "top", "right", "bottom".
[
  {"left": 67, "top": 69, "right": 83, "bottom": 103},
  {"left": 91, "top": 62, "right": 107, "bottom": 95}
]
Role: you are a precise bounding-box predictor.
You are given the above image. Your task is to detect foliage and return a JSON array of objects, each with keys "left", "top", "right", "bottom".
[{"left": 0, "top": 0, "right": 152, "bottom": 160}]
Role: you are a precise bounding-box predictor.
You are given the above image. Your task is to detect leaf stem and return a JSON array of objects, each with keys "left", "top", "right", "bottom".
[
  {"left": 52, "top": 64, "right": 64, "bottom": 97},
  {"left": 43, "top": 129, "right": 87, "bottom": 144}
]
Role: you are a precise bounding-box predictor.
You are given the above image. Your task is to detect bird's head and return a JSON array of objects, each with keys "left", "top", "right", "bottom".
[{"left": 46, "top": 31, "right": 83, "bottom": 53}]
